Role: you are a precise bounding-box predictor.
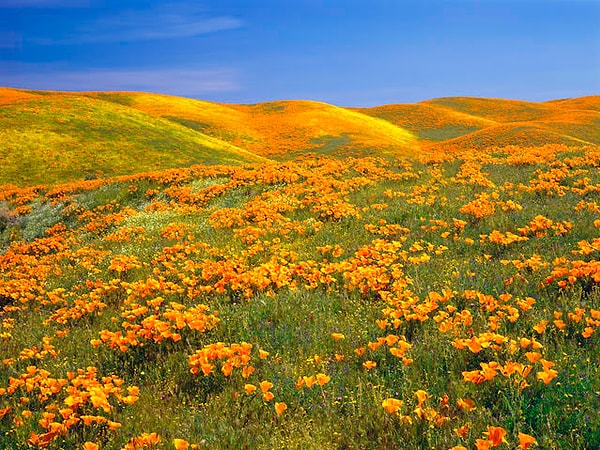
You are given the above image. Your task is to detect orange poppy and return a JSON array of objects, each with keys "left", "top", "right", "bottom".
[
  {"left": 381, "top": 398, "right": 403, "bottom": 414},
  {"left": 316, "top": 373, "right": 331, "bottom": 386},
  {"left": 274, "top": 402, "right": 287, "bottom": 415},
  {"left": 518, "top": 432, "right": 538, "bottom": 449},
  {"left": 173, "top": 439, "right": 189, "bottom": 450}
]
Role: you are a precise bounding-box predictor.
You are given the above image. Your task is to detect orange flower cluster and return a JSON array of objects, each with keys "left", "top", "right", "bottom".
[
  {"left": 544, "top": 258, "right": 600, "bottom": 293},
  {"left": 380, "top": 288, "right": 454, "bottom": 328},
  {"left": 480, "top": 230, "right": 529, "bottom": 246},
  {"left": 365, "top": 220, "right": 411, "bottom": 237},
  {"left": 572, "top": 237, "right": 600, "bottom": 256},
  {"left": 18, "top": 336, "right": 59, "bottom": 362},
  {"left": 385, "top": 180, "right": 443, "bottom": 207},
  {"left": 78, "top": 203, "right": 138, "bottom": 234},
  {"left": 501, "top": 254, "right": 548, "bottom": 273},
  {"left": 189, "top": 342, "right": 254, "bottom": 377},
  {"left": 108, "top": 254, "right": 144, "bottom": 273},
  {"left": 502, "top": 143, "right": 565, "bottom": 166},
  {"left": 420, "top": 217, "right": 467, "bottom": 238},
  {"left": 382, "top": 390, "right": 475, "bottom": 429},
  {"left": 94, "top": 300, "right": 220, "bottom": 352},
  {"left": 460, "top": 192, "right": 522, "bottom": 219},
  {"left": 122, "top": 432, "right": 161, "bottom": 449},
  {"left": 574, "top": 199, "right": 600, "bottom": 213},
  {"left": 364, "top": 334, "right": 413, "bottom": 365},
  {"left": 520, "top": 166, "right": 572, "bottom": 197},
  {"left": 462, "top": 361, "right": 533, "bottom": 388},
  {"left": 0, "top": 366, "right": 138, "bottom": 448},
  {"left": 532, "top": 305, "right": 600, "bottom": 339},
  {"left": 457, "top": 426, "right": 538, "bottom": 450},
  {"left": 451, "top": 159, "right": 496, "bottom": 188},
  {"left": 295, "top": 373, "right": 332, "bottom": 389},
  {"left": 103, "top": 225, "right": 147, "bottom": 243},
  {"left": 43, "top": 280, "right": 118, "bottom": 326},
  {"left": 517, "top": 215, "right": 572, "bottom": 238},
  {"left": 164, "top": 180, "right": 241, "bottom": 207}
]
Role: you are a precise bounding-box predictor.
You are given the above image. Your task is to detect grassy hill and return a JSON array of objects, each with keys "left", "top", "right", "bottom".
[
  {"left": 354, "top": 102, "right": 495, "bottom": 141},
  {"left": 1, "top": 88, "right": 599, "bottom": 187},
  {"left": 357, "top": 95, "right": 600, "bottom": 151},
  {"left": 0, "top": 89, "right": 267, "bottom": 186},
  {"left": 86, "top": 92, "right": 420, "bottom": 159}
]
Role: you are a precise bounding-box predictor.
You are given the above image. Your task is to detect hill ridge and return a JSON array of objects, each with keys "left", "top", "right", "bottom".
[{"left": 1, "top": 87, "right": 598, "bottom": 186}]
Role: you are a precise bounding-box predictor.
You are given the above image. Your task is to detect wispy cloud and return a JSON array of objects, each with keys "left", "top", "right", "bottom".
[
  {"left": 0, "top": 65, "right": 239, "bottom": 96},
  {"left": 84, "top": 15, "right": 242, "bottom": 43},
  {"left": 39, "top": 3, "right": 244, "bottom": 44}
]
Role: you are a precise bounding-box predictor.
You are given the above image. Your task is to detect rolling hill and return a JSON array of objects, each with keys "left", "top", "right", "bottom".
[
  {"left": 357, "top": 95, "right": 600, "bottom": 151},
  {"left": 1, "top": 87, "right": 598, "bottom": 186},
  {"left": 0, "top": 88, "right": 267, "bottom": 186},
  {"left": 85, "top": 92, "right": 420, "bottom": 159}
]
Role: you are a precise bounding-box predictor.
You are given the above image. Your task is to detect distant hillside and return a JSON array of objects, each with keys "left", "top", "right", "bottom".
[
  {"left": 354, "top": 102, "right": 494, "bottom": 141},
  {"left": 357, "top": 95, "right": 600, "bottom": 152},
  {"left": 86, "top": 92, "right": 420, "bottom": 159},
  {"left": 0, "top": 88, "right": 266, "bottom": 186},
  {"left": 1, "top": 88, "right": 598, "bottom": 186}
]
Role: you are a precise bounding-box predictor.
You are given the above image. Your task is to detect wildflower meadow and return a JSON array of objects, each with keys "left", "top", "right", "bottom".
[{"left": 0, "top": 90, "right": 599, "bottom": 449}]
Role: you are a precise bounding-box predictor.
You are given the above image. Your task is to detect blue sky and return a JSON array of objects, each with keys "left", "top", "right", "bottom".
[{"left": 0, "top": 0, "right": 598, "bottom": 106}]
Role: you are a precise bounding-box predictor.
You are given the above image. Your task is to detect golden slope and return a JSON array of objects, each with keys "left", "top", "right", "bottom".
[
  {"left": 424, "top": 122, "right": 595, "bottom": 153},
  {"left": 545, "top": 95, "right": 600, "bottom": 112},
  {"left": 425, "top": 96, "right": 600, "bottom": 146},
  {"left": 0, "top": 88, "right": 267, "bottom": 186},
  {"left": 0, "top": 87, "right": 44, "bottom": 105},
  {"left": 95, "top": 93, "right": 420, "bottom": 159},
  {"left": 424, "top": 97, "right": 558, "bottom": 122},
  {"left": 229, "top": 100, "right": 420, "bottom": 158},
  {"left": 355, "top": 103, "right": 496, "bottom": 141},
  {"left": 86, "top": 92, "right": 262, "bottom": 149},
  {"left": 359, "top": 95, "right": 600, "bottom": 148}
]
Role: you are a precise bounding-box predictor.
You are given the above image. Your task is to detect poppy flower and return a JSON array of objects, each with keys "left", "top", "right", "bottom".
[
  {"left": 303, "top": 375, "right": 316, "bottom": 388},
  {"left": 173, "top": 439, "right": 189, "bottom": 450},
  {"left": 275, "top": 402, "right": 287, "bottom": 415},
  {"left": 381, "top": 398, "right": 403, "bottom": 414},
  {"left": 363, "top": 361, "right": 377, "bottom": 370},
  {"left": 518, "top": 432, "right": 538, "bottom": 449},
  {"left": 316, "top": 373, "right": 330, "bottom": 386},
  {"left": 484, "top": 426, "right": 507, "bottom": 446},
  {"left": 259, "top": 380, "right": 274, "bottom": 393}
]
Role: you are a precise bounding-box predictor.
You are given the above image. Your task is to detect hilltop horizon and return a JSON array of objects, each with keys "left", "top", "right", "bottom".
[
  {"left": 3, "top": 86, "right": 599, "bottom": 109},
  {"left": 1, "top": 87, "right": 599, "bottom": 187}
]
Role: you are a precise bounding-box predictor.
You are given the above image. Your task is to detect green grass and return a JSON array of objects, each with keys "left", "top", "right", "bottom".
[{"left": 418, "top": 125, "right": 481, "bottom": 141}]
